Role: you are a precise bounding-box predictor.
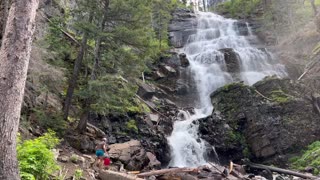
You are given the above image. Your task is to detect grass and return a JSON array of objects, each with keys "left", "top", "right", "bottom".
[
  {"left": 270, "top": 90, "right": 293, "bottom": 103},
  {"left": 291, "top": 141, "right": 320, "bottom": 175}
]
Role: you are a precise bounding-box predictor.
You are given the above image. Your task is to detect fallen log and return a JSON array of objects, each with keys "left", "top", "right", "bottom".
[
  {"left": 246, "top": 162, "right": 318, "bottom": 179},
  {"left": 137, "top": 167, "right": 197, "bottom": 178},
  {"left": 99, "top": 170, "right": 143, "bottom": 180}
]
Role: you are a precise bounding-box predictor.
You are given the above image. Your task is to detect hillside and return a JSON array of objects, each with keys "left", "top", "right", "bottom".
[{"left": 1, "top": 0, "right": 320, "bottom": 180}]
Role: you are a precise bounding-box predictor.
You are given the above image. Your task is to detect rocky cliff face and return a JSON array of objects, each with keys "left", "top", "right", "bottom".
[{"left": 199, "top": 77, "right": 320, "bottom": 166}]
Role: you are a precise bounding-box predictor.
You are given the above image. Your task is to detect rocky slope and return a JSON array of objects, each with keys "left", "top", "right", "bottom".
[{"left": 199, "top": 76, "right": 320, "bottom": 166}]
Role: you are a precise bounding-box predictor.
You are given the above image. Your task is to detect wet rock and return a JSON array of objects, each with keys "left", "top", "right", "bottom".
[
  {"left": 233, "top": 21, "right": 249, "bottom": 36},
  {"left": 137, "top": 83, "right": 156, "bottom": 100},
  {"left": 219, "top": 48, "right": 241, "bottom": 80},
  {"left": 179, "top": 53, "right": 190, "bottom": 67}
]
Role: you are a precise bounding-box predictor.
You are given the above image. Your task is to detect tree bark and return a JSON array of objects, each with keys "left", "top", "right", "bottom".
[
  {"left": 137, "top": 167, "right": 198, "bottom": 178},
  {"left": 77, "top": 0, "right": 110, "bottom": 133},
  {"left": 310, "top": 0, "right": 318, "bottom": 16},
  {"left": 246, "top": 162, "right": 318, "bottom": 179},
  {"left": 63, "top": 14, "right": 93, "bottom": 120},
  {"left": 0, "top": 0, "right": 39, "bottom": 179}
]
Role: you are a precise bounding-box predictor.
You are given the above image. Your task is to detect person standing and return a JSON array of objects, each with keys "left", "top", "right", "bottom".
[{"left": 95, "top": 138, "right": 108, "bottom": 169}]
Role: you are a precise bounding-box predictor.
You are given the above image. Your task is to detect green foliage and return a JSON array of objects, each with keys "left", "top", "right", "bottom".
[
  {"left": 45, "top": 0, "right": 182, "bottom": 117},
  {"left": 17, "top": 131, "right": 60, "bottom": 180},
  {"left": 216, "top": 0, "right": 261, "bottom": 17},
  {"left": 126, "top": 119, "right": 138, "bottom": 133},
  {"left": 291, "top": 141, "right": 320, "bottom": 175},
  {"left": 270, "top": 90, "right": 292, "bottom": 103},
  {"left": 74, "top": 169, "right": 83, "bottom": 180}
]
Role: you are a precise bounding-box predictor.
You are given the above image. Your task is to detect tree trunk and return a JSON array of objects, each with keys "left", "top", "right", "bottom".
[
  {"left": 0, "top": 0, "right": 39, "bottom": 179},
  {"left": 77, "top": 0, "right": 110, "bottom": 132},
  {"left": 310, "top": 0, "right": 318, "bottom": 16},
  {"left": 63, "top": 14, "right": 93, "bottom": 120},
  {"left": 137, "top": 167, "right": 198, "bottom": 178},
  {"left": 0, "top": 0, "right": 10, "bottom": 42}
]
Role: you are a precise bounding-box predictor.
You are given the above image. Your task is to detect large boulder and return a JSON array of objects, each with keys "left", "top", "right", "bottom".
[
  {"left": 200, "top": 77, "right": 320, "bottom": 165},
  {"left": 108, "top": 140, "right": 161, "bottom": 171}
]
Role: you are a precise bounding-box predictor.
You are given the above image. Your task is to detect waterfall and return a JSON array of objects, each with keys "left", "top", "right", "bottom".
[{"left": 167, "top": 12, "right": 286, "bottom": 167}]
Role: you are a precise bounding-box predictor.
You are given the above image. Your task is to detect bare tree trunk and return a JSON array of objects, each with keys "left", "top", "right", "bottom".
[
  {"left": 0, "top": 0, "right": 10, "bottom": 41},
  {"left": 63, "top": 14, "right": 93, "bottom": 120},
  {"left": 310, "top": 0, "right": 318, "bottom": 15},
  {"left": 2, "top": 0, "right": 10, "bottom": 34},
  {"left": 77, "top": 0, "right": 109, "bottom": 132},
  {"left": 0, "top": 0, "right": 39, "bottom": 179}
]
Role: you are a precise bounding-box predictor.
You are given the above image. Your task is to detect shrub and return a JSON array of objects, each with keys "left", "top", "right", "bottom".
[
  {"left": 291, "top": 141, "right": 320, "bottom": 175},
  {"left": 74, "top": 169, "right": 83, "bottom": 180},
  {"left": 17, "top": 130, "right": 60, "bottom": 180},
  {"left": 126, "top": 119, "right": 138, "bottom": 133}
]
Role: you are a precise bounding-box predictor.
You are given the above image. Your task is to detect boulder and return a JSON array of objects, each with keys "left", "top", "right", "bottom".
[
  {"left": 147, "top": 113, "right": 159, "bottom": 124},
  {"left": 152, "top": 70, "right": 166, "bottom": 80},
  {"left": 108, "top": 140, "right": 161, "bottom": 171},
  {"left": 57, "top": 155, "right": 69, "bottom": 163},
  {"left": 109, "top": 140, "right": 142, "bottom": 164},
  {"left": 159, "top": 64, "right": 177, "bottom": 77},
  {"left": 137, "top": 83, "right": 156, "bottom": 100},
  {"left": 146, "top": 152, "right": 161, "bottom": 169},
  {"left": 179, "top": 53, "right": 190, "bottom": 67},
  {"left": 219, "top": 48, "right": 241, "bottom": 81}
]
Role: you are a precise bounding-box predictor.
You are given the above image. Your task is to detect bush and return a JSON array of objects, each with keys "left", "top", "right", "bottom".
[
  {"left": 17, "top": 130, "right": 61, "bottom": 180},
  {"left": 291, "top": 141, "right": 320, "bottom": 175},
  {"left": 126, "top": 119, "right": 138, "bottom": 133}
]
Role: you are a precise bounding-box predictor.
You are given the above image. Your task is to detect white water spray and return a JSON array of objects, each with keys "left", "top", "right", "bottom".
[{"left": 167, "top": 12, "right": 286, "bottom": 167}]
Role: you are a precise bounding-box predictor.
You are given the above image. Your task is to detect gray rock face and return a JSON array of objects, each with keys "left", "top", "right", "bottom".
[
  {"left": 219, "top": 48, "right": 241, "bottom": 81},
  {"left": 169, "top": 8, "right": 197, "bottom": 48},
  {"left": 199, "top": 77, "right": 320, "bottom": 165},
  {"left": 233, "top": 21, "right": 249, "bottom": 36}
]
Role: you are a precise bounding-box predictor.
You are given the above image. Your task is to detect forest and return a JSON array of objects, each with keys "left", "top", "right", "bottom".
[{"left": 0, "top": 0, "right": 320, "bottom": 179}]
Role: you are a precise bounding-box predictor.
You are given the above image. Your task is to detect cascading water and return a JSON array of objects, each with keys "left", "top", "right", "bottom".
[{"left": 167, "top": 12, "right": 287, "bottom": 167}]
